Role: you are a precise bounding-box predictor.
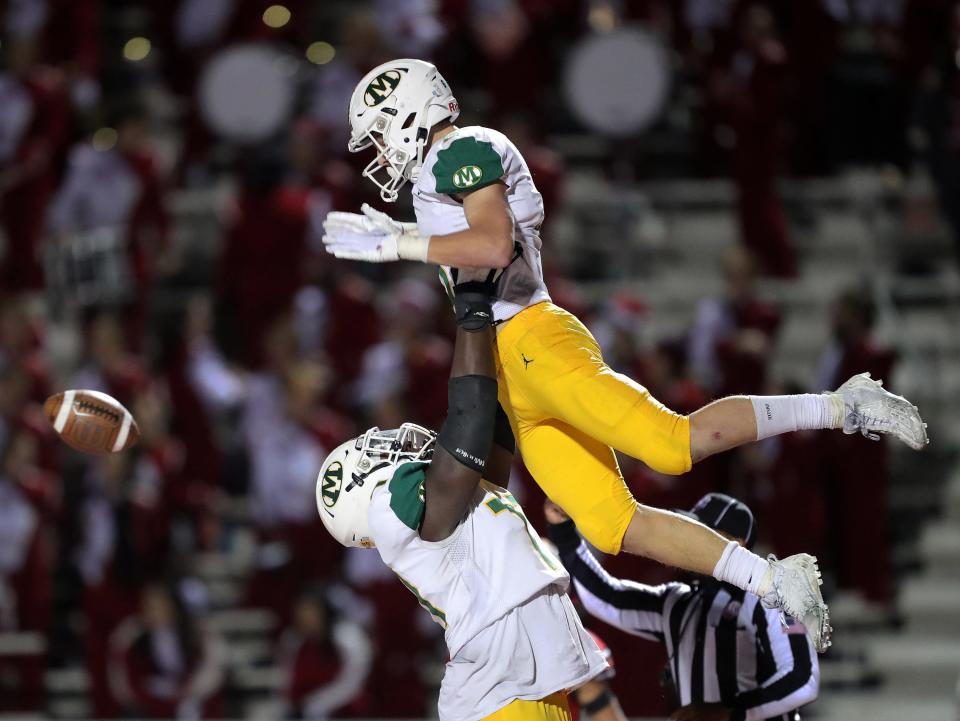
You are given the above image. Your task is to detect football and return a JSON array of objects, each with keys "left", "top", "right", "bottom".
[{"left": 43, "top": 390, "right": 140, "bottom": 455}]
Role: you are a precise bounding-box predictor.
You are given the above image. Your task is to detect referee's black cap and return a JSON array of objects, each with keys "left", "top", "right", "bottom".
[{"left": 679, "top": 493, "right": 756, "bottom": 549}]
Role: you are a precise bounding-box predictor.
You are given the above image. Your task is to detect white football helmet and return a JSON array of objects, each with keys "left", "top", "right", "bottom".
[
  {"left": 316, "top": 423, "right": 437, "bottom": 547},
  {"left": 347, "top": 58, "right": 460, "bottom": 202}
]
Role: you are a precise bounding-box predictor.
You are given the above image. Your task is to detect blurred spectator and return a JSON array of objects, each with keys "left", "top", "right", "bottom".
[
  {"left": 129, "top": 385, "right": 207, "bottom": 553},
  {"left": 242, "top": 319, "right": 350, "bottom": 625},
  {"left": 0, "top": 351, "right": 58, "bottom": 480},
  {"left": 279, "top": 586, "right": 372, "bottom": 719},
  {"left": 43, "top": 0, "right": 102, "bottom": 109},
  {"left": 47, "top": 100, "right": 172, "bottom": 347},
  {"left": 70, "top": 311, "right": 149, "bottom": 407},
  {"left": 708, "top": 4, "right": 797, "bottom": 277},
  {"left": 820, "top": 0, "right": 910, "bottom": 169},
  {"left": 374, "top": 0, "right": 446, "bottom": 57},
  {"left": 216, "top": 148, "right": 324, "bottom": 369},
  {"left": 108, "top": 581, "right": 226, "bottom": 719},
  {"left": 589, "top": 293, "right": 650, "bottom": 376},
  {"left": 816, "top": 288, "right": 897, "bottom": 602},
  {"left": 0, "top": 422, "right": 60, "bottom": 712},
  {"left": 497, "top": 113, "right": 566, "bottom": 237},
  {"left": 913, "top": 0, "right": 960, "bottom": 262},
  {"left": 342, "top": 547, "right": 433, "bottom": 716},
  {"left": 307, "top": 9, "right": 390, "bottom": 152},
  {"left": 160, "top": 296, "right": 235, "bottom": 542},
  {"left": 323, "top": 273, "right": 383, "bottom": 391},
  {"left": 687, "top": 245, "right": 780, "bottom": 396},
  {"left": 287, "top": 118, "right": 357, "bottom": 213},
  {"left": 458, "top": 0, "right": 579, "bottom": 115},
  {"left": 354, "top": 277, "right": 451, "bottom": 430},
  {"left": 78, "top": 450, "right": 173, "bottom": 717},
  {"left": 640, "top": 339, "right": 711, "bottom": 418},
  {"left": 0, "top": 295, "right": 51, "bottom": 404},
  {"left": 0, "top": 34, "right": 70, "bottom": 291}
]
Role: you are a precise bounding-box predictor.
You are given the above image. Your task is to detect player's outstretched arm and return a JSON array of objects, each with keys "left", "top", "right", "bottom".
[
  {"left": 426, "top": 182, "right": 515, "bottom": 269},
  {"left": 321, "top": 183, "right": 514, "bottom": 269},
  {"left": 420, "top": 280, "right": 498, "bottom": 541}
]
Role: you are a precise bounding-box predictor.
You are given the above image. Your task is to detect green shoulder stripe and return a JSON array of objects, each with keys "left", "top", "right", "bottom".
[
  {"left": 432, "top": 137, "right": 504, "bottom": 194},
  {"left": 389, "top": 461, "right": 429, "bottom": 531}
]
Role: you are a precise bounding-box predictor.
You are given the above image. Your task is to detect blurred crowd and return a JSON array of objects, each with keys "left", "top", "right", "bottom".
[{"left": 0, "top": 0, "right": 956, "bottom": 718}]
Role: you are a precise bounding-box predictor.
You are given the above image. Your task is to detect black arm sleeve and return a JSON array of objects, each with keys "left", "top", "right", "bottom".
[
  {"left": 436, "top": 375, "right": 498, "bottom": 472},
  {"left": 420, "top": 373, "right": 498, "bottom": 542}
]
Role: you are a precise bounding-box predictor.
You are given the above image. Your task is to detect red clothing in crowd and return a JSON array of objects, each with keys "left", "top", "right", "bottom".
[
  {"left": 819, "top": 341, "right": 897, "bottom": 602},
  {"left": 43, "top": 0, "right": 102, "bottom": 78},
  {"left": 79, "top": 457, "right": 174, "bottom": 718},
  {"left": 0, "top": 66, "right": 70, "bottom": 291},
  {"left": 323, "top": 275, "right": 382, "bottom": 389},
  {"left": 217, "top": 185, "right": 312, "bottom": 369},
  {"left": 108, "top": 620, "right": 225, "bottom": 719},
  {"left": 280, "top": 620, "right": 372, "bottom": 718},
  {"left": 46, "top": 142, "right": 171, "bottom": 349},
  {"left": 714, "top": 298, "right": 781, "bottom": 396},
  {"left": 0, "top": 449, "right": 60, "bottom": 713},
  {"left": 729, "top": 40, "right": 797, "bottom": 278}
]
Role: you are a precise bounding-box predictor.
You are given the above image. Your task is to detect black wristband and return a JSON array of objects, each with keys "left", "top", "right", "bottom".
[
  {"left": 580, "top": 688, "right": 614, "bottom": 714},
  {"left": 546, "top": 519, "right": 580, "bottom": 551},
  {"left": 493, "top": 403, "right": 515, "bottom": 453},
  {"left": 453, "top": 281, "right": 494, "bottom": 332},
  {"left": 437, "top": 375, "right": 498, "bottom": 472}
]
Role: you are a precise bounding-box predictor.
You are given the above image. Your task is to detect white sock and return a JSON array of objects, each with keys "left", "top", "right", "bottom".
[
  {"left": 713, "top": 540, "right": 770, "bottom": 596},
  {"left": 749, "top": 393, "right": 845, "bottom": 441}
]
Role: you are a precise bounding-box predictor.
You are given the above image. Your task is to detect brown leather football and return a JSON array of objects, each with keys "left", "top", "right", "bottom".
[{"left": 43, "top": 390, "right": 140, "bottom": 455}]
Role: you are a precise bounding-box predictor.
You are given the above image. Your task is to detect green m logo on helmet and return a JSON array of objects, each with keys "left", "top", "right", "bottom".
[
  {"left": 321, "top": 461, "right": 343, "bottom": 508},
  {"left": 452, "top": 165, "right": 482, "bottom": 189},
  {"left": 364, "top": 70, "right": 402, "bottom": 107}
]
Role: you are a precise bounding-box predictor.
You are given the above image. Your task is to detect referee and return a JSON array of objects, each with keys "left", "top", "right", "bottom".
[{"left": 546, "top": 493, "right": 819, "bottom": 721}]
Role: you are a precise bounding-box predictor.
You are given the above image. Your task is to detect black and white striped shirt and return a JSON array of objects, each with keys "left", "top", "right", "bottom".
[{"left": 550, "top": 522, "right": 819, "bottom": 721}]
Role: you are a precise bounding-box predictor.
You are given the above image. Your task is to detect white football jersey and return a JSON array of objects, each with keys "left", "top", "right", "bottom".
[
  {"left": 368, "top": 462, "right": 606, "bottom": 721},
  {"left": 413, "top": 126, "right": 551, "bottom": 323}
]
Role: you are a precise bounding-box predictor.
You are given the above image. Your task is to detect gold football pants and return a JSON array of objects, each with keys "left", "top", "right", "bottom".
[
  {"left": 481, "top": 691, "right": 571, "bottom": 721},
  {"left": 495, "top": 302, "right": 692, "bottom": 554}
]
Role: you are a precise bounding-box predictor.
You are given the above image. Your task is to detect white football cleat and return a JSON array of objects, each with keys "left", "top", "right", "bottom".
[
  {"left": 833, "top": 372, "right": 929, "bottom": 450},
  {"left": 759, "top": 553, "right": 832, "bottom": 653}
]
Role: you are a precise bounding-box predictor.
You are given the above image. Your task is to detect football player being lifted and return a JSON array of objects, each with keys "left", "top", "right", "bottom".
[
  {"left": 322, "top": 59, "right": 930, "bottom": 654},
  {"left": 317, "top": 280, "right": 611, "bottom": 721}
]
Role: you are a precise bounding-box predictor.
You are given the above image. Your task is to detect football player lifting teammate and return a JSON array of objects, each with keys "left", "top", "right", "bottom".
[
  {"left": 316, "top": 279, "right": 609, "bottom": 721},
  {"left": 322, "top": 59, "right": 930, "bottom": 654}
]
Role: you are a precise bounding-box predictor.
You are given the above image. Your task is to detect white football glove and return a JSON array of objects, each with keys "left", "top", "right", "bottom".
[{"left": 322, "top": 203, "right": 430, "bottom": 263}]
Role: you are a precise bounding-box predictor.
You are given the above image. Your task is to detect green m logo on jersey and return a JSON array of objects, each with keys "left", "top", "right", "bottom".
[
  {"left": 364, "top": 70, "right": 402, "bottom": 107},
  {"left": 321, "top": 462, "right": 343, "bottom": 507},
  {"left": 452, "top": 165, "right": 483, "bottom": 189}
]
